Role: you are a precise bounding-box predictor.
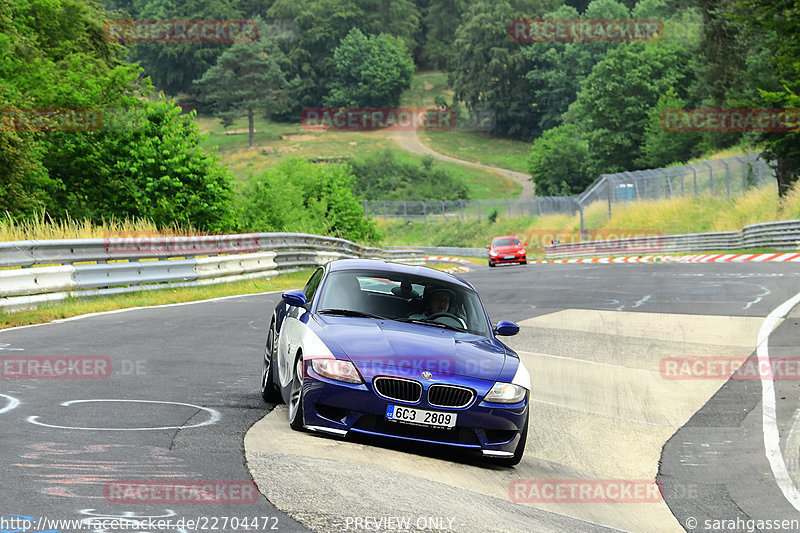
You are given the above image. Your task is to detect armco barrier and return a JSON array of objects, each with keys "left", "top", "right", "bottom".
[
  {"left": 0, "top": 233, "right": 424, "bottom": 310},
  {"left": 545, "top": 219, "right": 800, "bottom": 259},
  {"left": 73, "top": 260, "right": 199, "bottom": 289},
  {"left": 0, "top": 265, "right": 78, "bottom": 297}
]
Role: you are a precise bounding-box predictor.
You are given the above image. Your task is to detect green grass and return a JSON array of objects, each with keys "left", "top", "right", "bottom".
[
  {"left": 196, "top": 114, "right": 520, "bottom": 198},
  {"left": 417, "top": 130, "right": 531, "bottom": 173},
  {"left": 0, "top": 270, "right": 313, "bottom": 329},
  {"left": 400, "top": 71, "right": 452, "bottom": 107}
]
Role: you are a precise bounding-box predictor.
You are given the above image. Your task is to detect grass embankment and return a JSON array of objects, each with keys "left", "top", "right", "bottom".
[
  {"left": 0, "top": 270, "right": 313, "bottom": 329},
  {"left": 380, "top": 182, "right": 800, "bottom": 255},
  {"left": 195, "top": 115, "right": 520, "bottom": 198}
]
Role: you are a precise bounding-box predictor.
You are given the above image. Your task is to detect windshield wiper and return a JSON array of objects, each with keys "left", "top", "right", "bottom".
[
  {"left": 393, "top": 317, "right": 466, "bottom": 332},
  {"left": 318, "top": 309, "right": 387, "bottom": 320}
]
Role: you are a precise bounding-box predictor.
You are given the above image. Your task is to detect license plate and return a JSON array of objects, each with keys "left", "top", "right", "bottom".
[
  {"left": 504, "top": 255, "right": 515, "bottom": 259},
  {"left": 385, "top": 405, "right": 457, "bottom": 429}
]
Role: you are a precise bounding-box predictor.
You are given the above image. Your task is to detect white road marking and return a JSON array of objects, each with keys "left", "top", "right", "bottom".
[
  {"left": 26, "top": 399, "right": 220, "bottom": 431},
  {"left": 743, "top": 285, "right": 771, "bottom": 310},
  {"left": 0, "top": 343, "right": 24, "bottom": 351},
  {"left": 783, "top": 408, "right": 800, "bottom": 488},
  {"left": 757, "top": 290, "right": 800, "bottom": 511},
  {"left": 0, "top": 393, "right": 21, "bottom": 414}
]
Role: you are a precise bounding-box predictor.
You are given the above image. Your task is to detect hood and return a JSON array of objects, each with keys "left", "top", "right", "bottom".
[
  {"left": 491, "top": 244, "right": 523, "bottom": 253},
  {"left": 313, "top": 315, "right": 507, "bottom": 381}
]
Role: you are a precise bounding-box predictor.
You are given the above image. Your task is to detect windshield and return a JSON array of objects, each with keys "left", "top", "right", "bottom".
[
  {"left": 317, "top": 270, "right": 490, "bottom": 337},
  {"left": 493, "top": 238, "right": 520, "bottom": 247}
]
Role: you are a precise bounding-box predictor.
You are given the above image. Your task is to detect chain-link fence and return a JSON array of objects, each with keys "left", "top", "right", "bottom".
[{"left": 364, "top": 154, "right": 777, "bottom": 223}]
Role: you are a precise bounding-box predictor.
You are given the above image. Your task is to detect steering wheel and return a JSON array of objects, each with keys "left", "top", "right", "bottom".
[{"left": 427, "top": 312, "right": 467, "bottom": 330}]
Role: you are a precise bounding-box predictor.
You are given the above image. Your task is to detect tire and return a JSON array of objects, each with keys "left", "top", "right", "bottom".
[
  {"left": 260, "top": 323, "right": 281, "bottom": 403},
  {"left": 490, "top": 413, "right": 528, "bottom": 466},
  {"left": 288, "top": 356, "right": 305, "bottom": 431},
  {"left": 520, "top": 259, "right": 527, "bottom": 265},
  {"left": 489, "top": 262, "right": 496, "bottom": 267}
]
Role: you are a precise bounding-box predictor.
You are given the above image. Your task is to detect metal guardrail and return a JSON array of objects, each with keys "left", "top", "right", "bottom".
[
  {"left": 545, "top": 219, "right": 800, "bottom": 259},
  {"left": 0, "top": 233, "right": 424, "bottom": 310}
]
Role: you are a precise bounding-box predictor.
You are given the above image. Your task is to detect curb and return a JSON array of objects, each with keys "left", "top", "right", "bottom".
[{"left": 532, "top": 253, "right": 800, "bottom": 264}]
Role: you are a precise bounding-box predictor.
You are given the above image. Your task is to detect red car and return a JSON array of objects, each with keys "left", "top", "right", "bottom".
[{"left": 487, "top": 236, "right": 527, "bottom": 267}]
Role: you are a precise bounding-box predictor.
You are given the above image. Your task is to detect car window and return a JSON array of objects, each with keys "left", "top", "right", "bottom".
[
  {"left": 303, "top": 268, "right": 324, "bottom": 301},
  {"left": 493, "top": 238, "right": 520, "bottom": 246},
  {"left": 318, "top": 269, "right": 490, "bottom": 336}
]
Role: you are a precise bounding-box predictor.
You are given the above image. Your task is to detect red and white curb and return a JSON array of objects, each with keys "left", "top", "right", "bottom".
[
  {"left": 530, "top": 253, "right": 800, "bottom": 264},
  {"left": 424, "top": 256, "right": 474, "bottom": 273}
]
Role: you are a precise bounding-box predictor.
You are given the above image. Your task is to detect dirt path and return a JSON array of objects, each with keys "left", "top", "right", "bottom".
[{"left": 391, "top": 130, "right": 535, "bottom": 197}]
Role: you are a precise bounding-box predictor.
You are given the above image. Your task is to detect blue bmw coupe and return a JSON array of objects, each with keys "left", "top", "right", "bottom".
[{"left": 260, "top": 259, "right": 529, "bottom": 465}]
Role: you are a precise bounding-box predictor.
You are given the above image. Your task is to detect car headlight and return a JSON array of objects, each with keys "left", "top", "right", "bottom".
[
  {"left": 489, "top": 251, "right": 499, "bottom": 257},
  {"left": 311, "top": 359, "right": 363, "bottom": 384},
  {"left": 520, "top": 249, "right": 526, "bottom": 255},
  {"left": 485, "top": 382, "right": 527, "bottom": 403}
]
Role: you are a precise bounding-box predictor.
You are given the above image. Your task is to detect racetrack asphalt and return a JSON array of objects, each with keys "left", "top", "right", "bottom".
[{"left": 2, "top": 262, "right": 800, "bottom": 532}]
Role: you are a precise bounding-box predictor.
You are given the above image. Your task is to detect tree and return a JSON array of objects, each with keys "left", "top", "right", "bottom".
[
  {"left": 523, "top": 0, "right": 629, "bottom": 135},
  {"left": 740, "top": 0, "right": 800, "bottom": 197},
  {"left": 266, "top": 0, "right": 421, "bottom": 119},
  {"left": 194, "top": 38, "right": 288, "bottom": 147},
  {"left": 324, "top": 29, "right": 414, "bottom": 108},
  {"left": 43, "top": 96, "right": 235, "bottom": 230},
  {"left": 567, "top": 40, "right": 696, "bottom": 175},
  {"left": 418, "top": 0, "right": 469, "bottom": 69},
  {"left": 528, "top": 123, "right": 592, "bottom": 195},
  {"left": 449, "top": 0, "right": 562, "bottom": 140},
  {"left": 131, "top": 0, "right": 244, "bottom": 95},
  {"left": 638, "top": 88, "right": 703, "bottom": 168}
]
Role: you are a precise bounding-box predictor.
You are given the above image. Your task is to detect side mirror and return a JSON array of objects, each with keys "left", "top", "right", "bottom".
[
  {"left": 282, "top": 290, "right": 307, "bottom": 308},
  {"left": 494, "top": 320, "right": 519, "bottom": 336},
  {"left": 485, "top": 244, "right": 491, "bottom": 249},
  {"left": 523, "top": 242, "right": 528, "bottom": 246}
]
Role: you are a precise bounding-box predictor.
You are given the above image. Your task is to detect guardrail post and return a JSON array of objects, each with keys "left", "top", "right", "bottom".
[
  {"left": 403, "top": 201, "right": 408, "bottom": 222},
  {"left": 690, "top": 164, "right": 697, "bottom": 196},
  {"left": 606, "top": 177, "right": 612, "bottom": 218},
  {"left": 459, "top": 200, "right": 464, "bottom": 221},
  {"left": 441, "top": 200, "right": 446, "bottom": 219},
  {"left": 422, "top": 201, "right": 427, "bottom": 224}
]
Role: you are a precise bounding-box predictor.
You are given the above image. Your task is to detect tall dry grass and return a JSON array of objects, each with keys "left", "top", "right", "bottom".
[{"left": 0, "top": 212, "right": 198, "bottom": 242}]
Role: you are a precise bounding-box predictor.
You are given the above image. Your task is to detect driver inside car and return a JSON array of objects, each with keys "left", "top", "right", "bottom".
[{"left": 409, "top": 288, "right": 460, "bottom": 322}]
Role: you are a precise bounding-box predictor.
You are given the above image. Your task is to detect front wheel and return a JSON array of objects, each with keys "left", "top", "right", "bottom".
[
  {"left": 288, "top": 357, "right": 305, "bottom": 431},
  {"left": 260, "top": 323, "right": 281, "bottom": 403}
]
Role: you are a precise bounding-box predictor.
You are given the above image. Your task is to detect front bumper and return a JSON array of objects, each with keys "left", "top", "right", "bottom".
[
  {"left": 299, "top": 361, "right": 528, "bottom": 457},
  {"left": 489, "top": 254, "right": 526, "bottom": 266}
]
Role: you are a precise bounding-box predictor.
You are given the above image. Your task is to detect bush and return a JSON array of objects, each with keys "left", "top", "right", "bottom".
[
  {"left": 236, "top": 157, "right": 380, "bottom": 244},
  {"left": 350, "top": 149, "right": 469, "bottom": 201}
]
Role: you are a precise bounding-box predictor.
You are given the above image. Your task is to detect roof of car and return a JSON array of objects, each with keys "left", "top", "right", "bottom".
[
  {"left": 326, "top": 259, "right": 474, "bottom": 289},
  {"left": 492, "top": 235, "right": 520, "bottom": 241}
]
